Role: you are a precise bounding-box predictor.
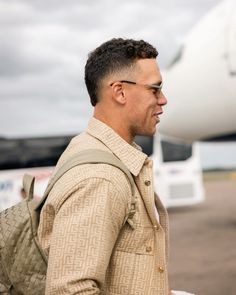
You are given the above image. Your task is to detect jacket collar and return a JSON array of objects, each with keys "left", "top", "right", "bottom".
[{"left": 86, "top": 117, "right": 147, "bottom": 176}]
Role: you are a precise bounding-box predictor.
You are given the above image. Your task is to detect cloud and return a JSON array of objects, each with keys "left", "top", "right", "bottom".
[{"left": 0, "top": 0, "right": 222, "bottom": 137}]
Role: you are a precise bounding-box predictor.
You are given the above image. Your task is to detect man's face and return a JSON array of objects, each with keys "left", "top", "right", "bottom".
[{"left": 124, "top": 58, "right": 167, "bottom": 137}]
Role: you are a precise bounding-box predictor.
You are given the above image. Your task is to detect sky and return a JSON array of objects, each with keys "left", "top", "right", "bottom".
[{"left": 0, "top": 0, "right": 235, "bottom": 169}]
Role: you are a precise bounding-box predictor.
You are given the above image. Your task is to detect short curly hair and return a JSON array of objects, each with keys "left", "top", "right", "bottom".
[{"left": 84, "top": 38, "right": 158, "bottom": 106}]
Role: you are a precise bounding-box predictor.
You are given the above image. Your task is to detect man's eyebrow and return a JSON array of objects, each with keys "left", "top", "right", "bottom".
[{"left": 150, "top": 81, "right": 162, "bottom": 86}]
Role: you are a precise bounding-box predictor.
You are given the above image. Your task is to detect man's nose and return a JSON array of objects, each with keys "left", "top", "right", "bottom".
[{"left": 158, "top": 91, "right": 167, "bottom": 106}]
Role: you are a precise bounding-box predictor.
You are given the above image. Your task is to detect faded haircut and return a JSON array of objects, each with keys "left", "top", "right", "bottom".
[{"left": 84, "top": 38, "right": 158, "bottom": 106}]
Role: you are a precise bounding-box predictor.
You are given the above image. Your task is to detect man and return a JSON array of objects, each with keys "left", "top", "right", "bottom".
[{"left": 38, "top": 38, "right": 170, "bottom": 295}]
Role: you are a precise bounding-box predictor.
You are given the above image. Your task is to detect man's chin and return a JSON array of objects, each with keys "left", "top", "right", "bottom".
[
  {"left": 137, "top": 128, "right": 156, "bottom": 137},
  {"left": 147, "top": 126, "right": 157, "bottom": 136}
]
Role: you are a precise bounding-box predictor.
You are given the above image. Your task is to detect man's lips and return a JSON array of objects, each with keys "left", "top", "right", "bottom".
[{"left": 153, "top": 111, "right": 163, "bottom": 121}]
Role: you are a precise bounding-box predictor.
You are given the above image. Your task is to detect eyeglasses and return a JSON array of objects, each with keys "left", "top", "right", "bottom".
[{"left": 110, "top": 80, "right": 163, "bottom": 97}]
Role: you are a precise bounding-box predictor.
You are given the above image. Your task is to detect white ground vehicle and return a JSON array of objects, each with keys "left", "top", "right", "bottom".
[{"left": 152, "top": 136, "right": 204, "bottom": 207}]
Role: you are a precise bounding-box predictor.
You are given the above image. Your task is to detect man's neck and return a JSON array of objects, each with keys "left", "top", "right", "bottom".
[{"left": 93, "top": 113, "right": 133, "bottom": 145}]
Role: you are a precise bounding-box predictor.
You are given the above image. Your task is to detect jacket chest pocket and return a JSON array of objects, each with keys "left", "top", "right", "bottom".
[{"left": 115, "top": 224, "right": 154, "bottom": 255}]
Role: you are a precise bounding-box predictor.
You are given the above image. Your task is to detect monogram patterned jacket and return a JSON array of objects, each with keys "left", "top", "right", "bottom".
[{"left": 38, "top": 117, "right": 169, "bottom": 295}]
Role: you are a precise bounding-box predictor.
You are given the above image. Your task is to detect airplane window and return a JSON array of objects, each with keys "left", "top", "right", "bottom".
[
  {"left": 228, "top": 37, "right": 236, "bottom": 75},
  {"left": 161, "top": 140, "right": 192, "bottom": 162},
  {"left": 226, "top": 2, "right": 236, "bottom": 75},
  {"left": 167, "top": 46, "right": 184, "bottom": 69}
]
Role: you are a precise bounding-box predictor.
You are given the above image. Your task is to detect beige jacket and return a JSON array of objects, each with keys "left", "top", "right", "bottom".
[{"left": 38, "top": 117, "right": 169, "bottom": 295}]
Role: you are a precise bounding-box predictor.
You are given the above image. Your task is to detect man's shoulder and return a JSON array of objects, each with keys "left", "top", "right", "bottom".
[
  {"left": 46, "top": 162, "right": 132, "bottom": 214},
  {"left": 48, "top": 146, "right": 132, "bottom": 206},
  {"left": 46, "top": 130, "right": 133, "bottom": 205},
  {"left": 54, "top": 160, "right": 131, "bottom": 194},
  {"left": 56, "top": 131, "right": 110, "bottom": 167}
]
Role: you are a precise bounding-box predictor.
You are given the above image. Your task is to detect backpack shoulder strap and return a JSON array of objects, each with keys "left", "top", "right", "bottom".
[
  {"left": 23, "top": 174, "right": 35, "bottom": 201},
  {"left": 34, "top": 149, "right": 136, "bottom": 227}
]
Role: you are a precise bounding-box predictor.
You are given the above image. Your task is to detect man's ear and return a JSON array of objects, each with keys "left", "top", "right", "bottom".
[{"left": 111, "top": 82, "right": 126, "bottom": 104}]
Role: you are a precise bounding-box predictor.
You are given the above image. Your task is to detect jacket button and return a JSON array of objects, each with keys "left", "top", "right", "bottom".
[
  {"left": 158, "top": 266, "right": 165, "bottom": 273},
  {"left": 144, "top": 180, "right": 151, "bottom": 186},
  {"left": 146, "top": 246, "right": 152, "bottom": 253},
  {"left": 153, "top": 225, "right": 159, "bottom": 230}
]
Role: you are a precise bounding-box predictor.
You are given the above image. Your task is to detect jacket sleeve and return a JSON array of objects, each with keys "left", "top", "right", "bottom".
[{"left": 45, "top": 176, "right": 130, "bottom": 295}]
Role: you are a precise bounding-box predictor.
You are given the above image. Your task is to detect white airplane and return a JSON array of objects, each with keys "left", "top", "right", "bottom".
[
  {"left": 159, "top": 0, "right": 236, "bottom": 142},
  {"left": 152, "top": 0, "right": 236, "bottom": 207}
]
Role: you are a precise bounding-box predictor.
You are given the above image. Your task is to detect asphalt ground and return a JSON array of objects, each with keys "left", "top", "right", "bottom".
[{"left": 168, "top": 172, "right": 236, "bottom": 295}]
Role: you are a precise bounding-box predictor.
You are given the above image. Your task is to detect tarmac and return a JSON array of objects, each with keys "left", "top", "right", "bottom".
[{"left": 168, "top": 172, "right": 236, "bottom": 295}]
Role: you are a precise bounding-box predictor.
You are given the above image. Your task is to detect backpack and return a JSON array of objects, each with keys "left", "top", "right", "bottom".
[{"left": 0, "top": 149, "right": 136, "bottom": 295}]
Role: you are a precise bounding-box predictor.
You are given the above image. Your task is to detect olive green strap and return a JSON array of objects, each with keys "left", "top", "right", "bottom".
[{"left": 23, "top": 174, "right": 35, "bottom": 201}]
